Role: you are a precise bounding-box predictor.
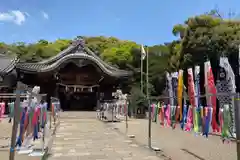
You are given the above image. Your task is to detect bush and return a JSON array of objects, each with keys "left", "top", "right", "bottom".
[{"left": 129, "top": 86, "right": 147, "bottom": 114}]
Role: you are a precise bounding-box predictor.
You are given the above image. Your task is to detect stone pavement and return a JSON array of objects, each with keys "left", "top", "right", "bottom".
[
  {"left": 114, "top": 118, "right": 237, "bottom": 160},
  {"left": 48, "top": 112, "right": 163, "bottom": 160}
]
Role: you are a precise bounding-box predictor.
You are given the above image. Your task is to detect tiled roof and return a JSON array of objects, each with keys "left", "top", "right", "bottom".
[
  {"left": 16, "top": 63, "right": 48, "bottom": 71},
  {"left": 16, "top": 39, "right": 133, "bottom": 77},
  {"left": 17, "top": 53, "right": 132, "bottom": 77},
  {"left": 0, "top": 54, "right": 18, "bottom": 75}
]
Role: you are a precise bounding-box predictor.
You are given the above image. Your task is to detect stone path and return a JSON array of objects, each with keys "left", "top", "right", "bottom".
[
  {"left": 114, "top": 118, "right": 237, "bottom": 160},
  {"left": 48, "top": 112, "right": 162, "bottom": 160}
]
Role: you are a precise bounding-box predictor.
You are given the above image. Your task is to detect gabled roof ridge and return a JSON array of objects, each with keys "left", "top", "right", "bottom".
[
  {"left": 83, "top": 46, "right": 120, "bottom": 71},
  {"left": 16, "top": 53, "right": 133, "bottom": 77},
  {"left": 81, "top": 42, "right": 131, "bottom": 73},
  {"left": 37, "top": 39, "right": 82, "bottom": 65},
  {"left": 34, "top": 38, "right": 131, "bottom": 74}
]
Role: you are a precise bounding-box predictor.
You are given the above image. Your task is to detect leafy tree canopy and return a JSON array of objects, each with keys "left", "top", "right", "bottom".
[{"left": 1, "top": 10, "right": 240, "bottom": 96}]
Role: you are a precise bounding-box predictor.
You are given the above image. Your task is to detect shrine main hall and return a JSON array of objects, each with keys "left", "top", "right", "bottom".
[{"left": 0, "top": 39, "right": 133, "bottom": 110}]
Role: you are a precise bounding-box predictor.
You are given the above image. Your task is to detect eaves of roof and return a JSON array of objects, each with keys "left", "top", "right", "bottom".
[
  {"left": 16, "top": 53, "right": 133, "bottom": 77},
  {"left": 0, "top": 54, "right": 19, "bottom": 76},
  {"left": 34, "top": 39, "right": 133, "bottom": 76}
]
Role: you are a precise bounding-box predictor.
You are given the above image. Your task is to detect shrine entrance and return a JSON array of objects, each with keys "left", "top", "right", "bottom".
[
  {"left": 56, "top": 62, "right": 101, "bottom": 111},
  {"left": 59, "top": 91, "right": 97, "bottom": 111},
  {"left": 58, "top": 84, "right": 99, "bottom": 111},
  {"left": 70, "top": 92, "right": 97, "bottom": 110}
]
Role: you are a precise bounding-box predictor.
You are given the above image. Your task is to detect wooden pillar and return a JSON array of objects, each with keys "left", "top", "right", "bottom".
[
  {"left": 96, "top": 86, "right": 100, "bottom": 109},
  {"left": 47, "top": 93, "right": 51, "bottom": 110},
  {"left": 54, "top": 83, "right": 59, "bottom": 98}
]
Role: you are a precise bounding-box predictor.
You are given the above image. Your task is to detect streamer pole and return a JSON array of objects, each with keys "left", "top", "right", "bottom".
[
  {"left": 234, "top": 93, "right": 240, "bottom": 160},
  {"left": 42, "top": 124, "right": 45, "bottom": 154},
  {"left": 50, "top": 100, "right": 52, "bottom": 129},
  {"left": 9, "top": 82, "right": 22, "bottom": 160},
  {"left": 125, "top": 101, "right": 128, "bottom": 133},
  {"left": 146, "top": 47, "right": 151, "bottom": 149}
]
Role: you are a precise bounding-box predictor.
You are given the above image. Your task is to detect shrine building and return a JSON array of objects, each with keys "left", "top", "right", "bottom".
[{"left": 0, "top": 39, "right": 133, "bottom": 110}]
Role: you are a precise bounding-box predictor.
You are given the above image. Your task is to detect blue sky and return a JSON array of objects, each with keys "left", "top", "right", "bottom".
[{"left": 0, "top": 0, "right": 239, "bottom": 46}]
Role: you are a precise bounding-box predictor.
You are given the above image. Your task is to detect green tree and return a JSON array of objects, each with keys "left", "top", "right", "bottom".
[{"left": 101, "top": 41, "right": 138, "bottom": 68}]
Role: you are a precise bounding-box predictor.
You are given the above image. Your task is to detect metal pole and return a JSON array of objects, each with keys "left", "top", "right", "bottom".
[
  {"left": 126, "top": 102, "right": 128, "bottom": 133},
  {"left": 141, "top": 57, "right": 143, "bottom": 93},
  {"left": 234, "top": 93, "right": 240, "bottom": 160},
  {"left": 42, "top": 125, "right": 45, "bottom": 153},
  {"left": 54, "top": 109, "right": 56, "bottom": 125},
  {"left": 9, "top": 82, "right": 21, "bottom": 160},
  {"left": 238, "top": 45, "right": 240, "bottom": 76},
  {"left": 146, "top": 47, "right": 151, "bottom": 149},
  {"left": 26, "top": 90, "right": 33, "bottom": 147},
  {"left": 50, "top": 99, "right": 52, "bottom": 129},
  {"left": 112, "top": 104, "right": 114, "bottom": 122}
]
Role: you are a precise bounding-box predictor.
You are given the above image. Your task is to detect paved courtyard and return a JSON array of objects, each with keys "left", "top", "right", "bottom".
[
  {"left": 114, "top": 118, "right": 237, "bottom": 160},
  {"left": 48, "top": 112, "right": 162, "bottom": 160},
  {"left": 0, "top": 111, "right": 237, "bottom": 160}
]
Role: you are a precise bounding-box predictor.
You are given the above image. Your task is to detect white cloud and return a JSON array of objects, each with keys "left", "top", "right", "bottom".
[
  {"left": 0, "top": 10, "right": 27, "bottom": 25},
  {"left": 41, "top": 11, "right": 49, "bottom": 20},
  {"left": 24, "top": 12, "right": 30, "bottom": 17}
]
